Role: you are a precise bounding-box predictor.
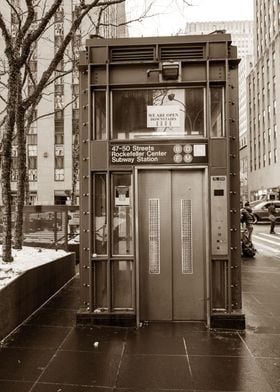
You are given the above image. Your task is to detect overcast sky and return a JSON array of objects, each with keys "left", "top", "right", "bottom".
[{"left": 127, "top": 0, "right": 254, "bottom": 37}]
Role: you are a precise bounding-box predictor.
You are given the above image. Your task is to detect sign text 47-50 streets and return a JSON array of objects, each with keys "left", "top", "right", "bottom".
[{"left": 111, "top": 144, "right": 167, "bottom": 164}]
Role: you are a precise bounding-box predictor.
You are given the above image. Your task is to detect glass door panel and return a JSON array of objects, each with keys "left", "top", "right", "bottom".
[{"left": 112, "top": 173, "right": 133, "bottom": 256}]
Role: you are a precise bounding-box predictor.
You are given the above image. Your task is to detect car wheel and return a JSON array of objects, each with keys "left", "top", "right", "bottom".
[{"left": 253, "top": 214, "right": 258, "bottom": 224}]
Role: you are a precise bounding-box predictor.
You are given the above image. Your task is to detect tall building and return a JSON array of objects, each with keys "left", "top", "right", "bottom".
[
  {"left": 0, "top": 0, "right": 127, "bottom": 205},
  {"left": 185, "top": 21, "right": 254, "bottom": 201},
  {"left": 247, "top": 0, "right": 280, "bottom": 201}
]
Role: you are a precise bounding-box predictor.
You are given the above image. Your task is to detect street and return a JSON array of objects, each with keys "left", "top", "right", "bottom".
[
  {"left": 242, "top": 221, "right": 280, "bottom": 339},
  {"left": 251, "top": 222, "right": 280, "bottom": 258}
]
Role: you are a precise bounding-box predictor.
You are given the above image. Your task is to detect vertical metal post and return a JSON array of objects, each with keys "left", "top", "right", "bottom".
[{"left": 54, "top": 211, "right": 58, "bottom": 250}]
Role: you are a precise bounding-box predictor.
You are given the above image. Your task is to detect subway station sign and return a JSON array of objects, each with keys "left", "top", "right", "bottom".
[{"left": 110, "top": 143, "right": 208, "bottom": 165}]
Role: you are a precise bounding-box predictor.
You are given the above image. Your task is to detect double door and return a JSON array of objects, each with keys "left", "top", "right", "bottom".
[{"left": 138, "top": 169, "right": 205, "bottom": 321}]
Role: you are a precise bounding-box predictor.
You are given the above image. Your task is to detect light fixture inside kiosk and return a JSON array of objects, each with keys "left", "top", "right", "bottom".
[
  {"left": 147, "top": 61, "right": 180, "bottom": 81},
  {"left": 161, "top": 62, "right": 180, "bottom": 80}
]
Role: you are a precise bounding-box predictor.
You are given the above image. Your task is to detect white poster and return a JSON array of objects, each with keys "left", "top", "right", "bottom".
[{"left": 147, "top": 105, "right": 181, "bottom": 128}]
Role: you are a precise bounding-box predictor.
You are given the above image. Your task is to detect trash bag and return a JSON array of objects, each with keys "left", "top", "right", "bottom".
[{"left": 242, "top": 241, "right": 256, "bottom": 257}]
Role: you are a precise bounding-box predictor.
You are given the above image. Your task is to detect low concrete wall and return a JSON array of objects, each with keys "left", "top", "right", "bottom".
[{"left": 0, "top": 253, "right": 75, "bottom": 341}]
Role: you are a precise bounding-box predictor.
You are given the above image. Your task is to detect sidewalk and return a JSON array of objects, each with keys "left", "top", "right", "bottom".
[{"left": 0, "top": 252, "right": 280, "bottom": 392}]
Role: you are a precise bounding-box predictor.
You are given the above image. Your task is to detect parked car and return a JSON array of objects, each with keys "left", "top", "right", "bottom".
[{"left": 252, "top": 200, "right": 280, "bottom": 223}]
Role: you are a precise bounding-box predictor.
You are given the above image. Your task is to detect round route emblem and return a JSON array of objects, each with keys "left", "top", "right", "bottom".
[
  {"left": 173, "top": 154, "right": 183, "bottom": 163},
  {"left": 183, "top": 153, "right": 193, "bottom": 163},
  {"left": 183, "top": 144, "right": 193, "bottom": 153},
  {"left": 173, "top": 144, "right": 183, "bottom": 154}
]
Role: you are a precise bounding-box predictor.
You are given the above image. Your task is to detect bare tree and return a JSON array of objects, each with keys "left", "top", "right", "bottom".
[{"left": 0, "top": 0, "right": 128, "bottom": 261}]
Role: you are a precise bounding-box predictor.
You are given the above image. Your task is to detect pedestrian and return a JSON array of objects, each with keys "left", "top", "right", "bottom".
[
  {"left": 241, "top": 201, "right": 254, "bottom": 241},
  {"left": 268, "top": 203, "right": 277, "bottom": 234}
]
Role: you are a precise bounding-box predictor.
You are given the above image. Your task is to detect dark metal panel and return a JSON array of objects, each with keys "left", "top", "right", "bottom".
[
  {"left": 89, "top": 46, "right": 108, "bottom": 63},
  {"left": 90, "top": 66, "right": 107, "bottom": 85},
  {"left": 181, "top": 63, "right": 207, "bottom": 81},
  {"left": 227, "top": 61, "right": 242, "bottom": 311},
  {"left": 209, "top": 139, "right": 227, "bottom": 168},
  {"left": 91, "top": 141, "right": 108, "bottom": 170},
  {"left": 209, "top": 42, "right": 228, "bottom": 59},
  {"left": 209, "top": 62, "right": 226, "bottom": 80},
  {"left": 79, "top": 67, "right": 91, "bottom": 311},
  {"left": 110, "top": 64, "right": 159, "bottom": 84}
]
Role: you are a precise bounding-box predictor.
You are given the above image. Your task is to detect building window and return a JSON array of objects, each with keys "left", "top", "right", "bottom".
[
  {"left": 55, "top": 145, "right": 64, "bottom": 156},
  {"left": 274, "top": 148, "right": 277, "bottom": 163},
  {"left": 55, "top": 156, "right": 64, "bottom": 169},
  {"left": 28, "top": 156, "right": 37, "bottom": 170},
  {"left": 55, "top": 109, "right": 64, "bottom": 120},
  {"left": 28, "top": 145, "right": 37, "bottom": 156},
  {"left": 55, "top": 133, "right": 64, "bottom": 144},
  {"left": 27, "top": 134, "right": 37, "bottom": 144},
  {"left": 55, "top": 156, "right": 64, "bottom": 181},
  {"left": 55, "top": 169, "right": 64, "bottom": 181},
  {"left": 28, "top": 169, "right": 37, "bottom": 182}
]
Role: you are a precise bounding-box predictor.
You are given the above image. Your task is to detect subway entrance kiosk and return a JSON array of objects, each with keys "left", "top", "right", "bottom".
[{"left": 77, "top": 34, "right": 245, "bottom": 329}]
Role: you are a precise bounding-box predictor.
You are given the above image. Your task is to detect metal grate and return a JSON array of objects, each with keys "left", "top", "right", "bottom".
[
  {"left": 160, "top": 45, "right": 204, "bottom": 60},
  {"left": 110, "top": 46, "right": 155, "bottom": 62},
  {"left": 148, "top": 199, "right": 160, "bottom": 274},
  {"left": 181, "top": 199, "right": 193, "bottom": 274}
]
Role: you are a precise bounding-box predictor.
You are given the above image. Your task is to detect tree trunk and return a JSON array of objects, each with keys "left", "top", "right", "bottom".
[
  {"left": 14, "top": 100, "right": 26, "bottom": 250},
  {"left": 1, "top": 69, "right": 18, "bottom": 262}
]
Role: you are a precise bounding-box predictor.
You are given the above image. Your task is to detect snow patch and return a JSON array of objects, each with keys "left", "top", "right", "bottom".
[{"left": 0, "top": 246, "right": 69, "bottom": 290}]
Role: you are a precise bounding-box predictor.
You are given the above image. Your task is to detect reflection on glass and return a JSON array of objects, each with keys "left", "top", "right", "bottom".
[
  {"left": 94, "top": 174, "right": 107, "bottom": 254},
  {"left": 94, "top": 261, "right": 108, "bottom": 311},
  {"left": 210, "top": 87, "right": 224, "bottom": 137},
  {"left": 112, "top": 174, "right": 133, "bottom": 255},
  {"left": 111, "top": 261, "right": 133, "bottom": 310},
  {"left": 112, "top": 88, "right": 205, "bottom": 139},
  {"left": 94, "top": 91, "right": 106, "bottom": 140}
]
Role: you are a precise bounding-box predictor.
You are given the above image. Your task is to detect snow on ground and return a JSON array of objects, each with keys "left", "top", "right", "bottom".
[{"left": 0, "top": 246, "right": 69, "bottom": 290}]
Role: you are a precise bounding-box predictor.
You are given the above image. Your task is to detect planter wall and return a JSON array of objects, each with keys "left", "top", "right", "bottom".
[{"left": 0, "top": 253, "right": 75, "bottom": 341}]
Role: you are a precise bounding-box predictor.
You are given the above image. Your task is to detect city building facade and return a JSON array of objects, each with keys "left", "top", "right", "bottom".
[
  {"left": 185, "top": 21, "right": 254, "bottom": 201},
  {"left": 247, "top": 0, "right": 280, "bottom": 201},
  {"left": 0, "top": 0, "right": 127, "bottom": 205}
]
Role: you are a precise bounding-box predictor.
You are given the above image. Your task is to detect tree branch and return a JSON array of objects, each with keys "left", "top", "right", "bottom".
[
  {"left": 19, "top": 0, "right": 35, "bottom": 43},
  {"left": 0, "top": 12, "right": 12, "bottom": 57},
  {"left": 19, "top": 0, "right": 64, "bottom": 67}
]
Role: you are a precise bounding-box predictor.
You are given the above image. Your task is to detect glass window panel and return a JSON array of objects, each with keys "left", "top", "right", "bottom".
[
  {"left": 55, "top": 156, "right": 64, "bottom": 169},
  {"left": 94, "top": 261, "right": 108, "bottom": 311},
  {"left": 111, "top": 261, "right": 133, "bottom": 310},
  {"left": 184, "top": 88, "right": 205, "bottom": 136},
  {"left": 112, "top": 174, "right": 133, "bottom": 256},
  {"left": 210, "top": 87, "right": 224, "bottom": 137},
  {"left": 94, "top": 91, "right": 106, "bottom": 140},
  {"left": 94, "top": 174, "right": 107, "bottom": 254},
  {"left": 27, "top": 134, "right": 37, "bottom": 145},
  {"left": 55, "top": 133, "right": 64, "bottom": 144},
  {"left": 112, "top": 88, "right": 205, "bottom": 139},
  {"left": 28, "top": 156, "right": 37, "bottom": 169}
]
